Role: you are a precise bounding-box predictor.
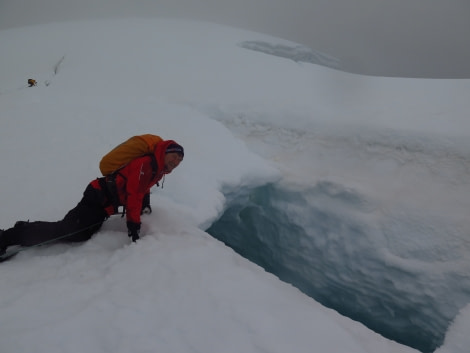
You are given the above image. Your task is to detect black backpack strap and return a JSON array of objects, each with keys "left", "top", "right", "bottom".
[
  {"left": 146, "top": 153, "right": 161, "bottom": 187},
  {"left": 148, "top": 153, "right": 158, "bottom": 179},
  {"left": 98, "top": 175, "right": 121, "bottom": 214}
]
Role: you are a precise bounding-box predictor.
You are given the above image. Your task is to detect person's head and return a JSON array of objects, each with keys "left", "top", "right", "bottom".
[{"left": 164, "top": 143, "right": 184, "bottom": 173}]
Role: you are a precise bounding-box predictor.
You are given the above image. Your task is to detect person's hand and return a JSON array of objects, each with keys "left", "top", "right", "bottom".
[
  {"left": 127, "top": 221, "right": 141, "bottom": 242},
  {"left": 141, "top": 205, "right": 152, "bottom": 215},
  {"left": 141, "top": 193, "right": 152, "bottom": 215}
]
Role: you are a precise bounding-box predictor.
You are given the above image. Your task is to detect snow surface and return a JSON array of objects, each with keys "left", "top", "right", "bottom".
[{"left": 0, "top": 19, "right": 469, "bottom": 353}]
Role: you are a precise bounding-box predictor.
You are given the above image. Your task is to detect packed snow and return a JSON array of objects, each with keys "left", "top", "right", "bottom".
[{"left": 1, "top": 19, "right": 469, "bottom": 353}]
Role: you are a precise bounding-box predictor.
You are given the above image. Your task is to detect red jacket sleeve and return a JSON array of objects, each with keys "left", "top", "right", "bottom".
[{"left": 117, "top": 157, "right": 157, "bottom": 224}]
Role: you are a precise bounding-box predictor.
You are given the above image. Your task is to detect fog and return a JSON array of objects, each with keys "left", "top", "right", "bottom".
[{"left": 1, "top": 0, "right": 469, "bottom": 77}]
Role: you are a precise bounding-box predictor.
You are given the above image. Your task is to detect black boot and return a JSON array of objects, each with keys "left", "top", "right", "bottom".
[{"left": 0, "top": 230, "right": 6, "bottom": 256}]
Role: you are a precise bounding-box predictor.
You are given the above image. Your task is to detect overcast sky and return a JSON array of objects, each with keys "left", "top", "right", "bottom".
[{"left": 1, "top": 0, "right": 469, "bottom": 78}]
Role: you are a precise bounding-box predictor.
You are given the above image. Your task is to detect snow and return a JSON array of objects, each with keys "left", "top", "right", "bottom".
[{"left": 0, "top": 18, "right": 469, "bottom": 353}]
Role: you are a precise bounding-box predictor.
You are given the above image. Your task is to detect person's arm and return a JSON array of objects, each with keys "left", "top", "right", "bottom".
[{"left": 124, "top": 159, "right": 151, "bottom": 241}]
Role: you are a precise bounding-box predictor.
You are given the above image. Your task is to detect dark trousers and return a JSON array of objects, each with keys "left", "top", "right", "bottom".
[{"left": 1, "top": 184, "right": 109, "bottom": 248}]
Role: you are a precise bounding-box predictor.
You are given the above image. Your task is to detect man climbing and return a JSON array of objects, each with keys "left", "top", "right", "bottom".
[{"left": 0, "top": 137, "right": 184, "bottom": 256}]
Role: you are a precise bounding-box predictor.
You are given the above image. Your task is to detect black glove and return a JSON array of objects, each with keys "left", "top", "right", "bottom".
[
  {"left": 141, "top": 193, "right": 152, "bottom": 215},
  {"left": 127, "top": 221, "right": 141, "bottom": 242},
  {"left": 141, "top": 204, "right": 152, "bottom": 215}
]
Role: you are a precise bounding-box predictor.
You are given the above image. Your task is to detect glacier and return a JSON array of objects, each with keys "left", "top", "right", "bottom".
[{"left": 0, "top": 18, "right": 469, "bottom": 353}]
